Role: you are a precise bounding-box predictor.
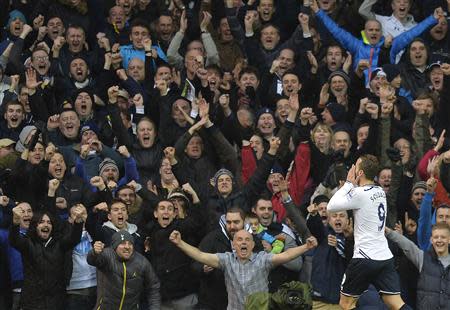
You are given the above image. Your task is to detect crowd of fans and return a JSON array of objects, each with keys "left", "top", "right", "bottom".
[{"left": 0, "top": 0, "right": 449, "bottom": 308}]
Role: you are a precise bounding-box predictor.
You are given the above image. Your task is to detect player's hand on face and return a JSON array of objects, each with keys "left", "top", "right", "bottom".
[{"left": 346, "top": 165, "right": 357, "bottom": 185}]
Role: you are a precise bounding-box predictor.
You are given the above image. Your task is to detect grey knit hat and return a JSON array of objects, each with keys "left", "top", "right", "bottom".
[
  {"left": 328, "top": 69, "right": 350, "bottom": 86},
  {"left": 99, "top": 157, "right": 118, "bottom": 175},
  {"left": 411, "top": 181, "right": 427, "bottom": 193},
  {"left": 213, "top": 168, "right": 234, "bottom": 187},
  {"left": 111, "top": 230, "right": 134, "bottom": 250}
]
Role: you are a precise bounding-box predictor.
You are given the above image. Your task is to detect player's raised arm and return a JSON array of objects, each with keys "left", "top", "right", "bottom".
[{"left": 327, "top": 165, "right": 362, "bottom": 212}]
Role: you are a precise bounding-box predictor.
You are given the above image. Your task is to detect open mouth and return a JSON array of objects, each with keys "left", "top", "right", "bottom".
[
  {"left": 335, "top": 222, "right": 342, "bottom": 228},
  {"left": 142, "top": 136, "right": 151, "bottom": 144},
  {"left": 435, "top": 241, "right": 445, "bottom": 249},
  {"left": 433, "top": 79, "right": 442, "bottom": 88},
  {"left": 66, "top": 124, "right": 74, "bottom": 132},
  {"left": 161, "top": 216, "right": 171, "bottom": 225},
  {"left": 80, "top": 103, "right": 88, "bottom": 112},
  {"left": 40, "top": 227, "right": 50, "bottom": 236},
  {"left": 23, "top": 218, "right": 31, "bottom": 224},
  {"left": 55, "top": 167, "right": 62, "bottom": 175},
  {"left": 262, "top": 10, "right": 271, "bottom": 19},
  {"left": 240, "top": 245, "right": 248, "bottom": 255},
  {"left": 280, "top": 112, "right": 288, "bottom": 119},
  {"left": 260, "top": 125, "right": 273, "bottom": 132},
  {"left": 10, "top": 117, "right": 19, "bottom": 126}
]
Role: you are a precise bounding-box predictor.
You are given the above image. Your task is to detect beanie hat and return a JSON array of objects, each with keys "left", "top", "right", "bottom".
[
  {"left": 411, "top": 181, "right": 427, "bottom": 193},
  {"left": 382, "top": 64, "right": 400, "bottom": 82},
  {"left": 15, "top": 125, "right": 37, "bottom": 152},
  {"left": 80, "top": 121, "right": 99, "bottom": 136},
  {"left": 328, "top": 69, "right": 350, "bottom": 86},
  {"left": 72, "top": 87, "right": 95, "bottom": 105},
  {"left": 7, "top": 10, "right": 26, "bottom": 28},
  {"left": 168, "top": 188, "right": 191, "bottom": 205},
  {"left": 370, "top": 68, "right": 387, "bottom": 82},
  {"left": 111, "top": 230, "right": 134, "bottom": 250},
  {"left": 255, "top": 107, "right": 275, "bottom": 123},
  {"left": 270, "top": 161, "right": 285, "bottom": 176},
  {"left": 213, "top": 168, "right": 234, "bottom": 186},
  {"left": 325, "top": 102, "right": 346, "bottom": 123},
  {"left": 99, "top": 158, "right": 118, "bottom": 175}
]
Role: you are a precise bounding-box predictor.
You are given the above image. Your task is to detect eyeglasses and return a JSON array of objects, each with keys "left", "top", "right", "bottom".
[{"left": 34, "top": 56, "right": 49, "bottom": 61}]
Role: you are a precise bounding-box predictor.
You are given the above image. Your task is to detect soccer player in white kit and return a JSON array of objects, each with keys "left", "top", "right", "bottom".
[{"left": 328, "top": 155, "right": 412, "bottom": 310}]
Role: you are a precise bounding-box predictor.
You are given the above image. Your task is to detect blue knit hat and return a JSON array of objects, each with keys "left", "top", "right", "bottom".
[{"left": 6, "top": 10, "right": 26, "bottom": 28}]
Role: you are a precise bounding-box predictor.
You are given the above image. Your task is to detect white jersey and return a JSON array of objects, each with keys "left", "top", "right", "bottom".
[{"left": 327, "top": 182, "right": 393, "bottom": 261}]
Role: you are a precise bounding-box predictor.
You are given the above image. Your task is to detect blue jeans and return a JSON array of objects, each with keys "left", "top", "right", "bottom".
[{"left": 65, "top": 293, "right": 97, "bottom": 310}]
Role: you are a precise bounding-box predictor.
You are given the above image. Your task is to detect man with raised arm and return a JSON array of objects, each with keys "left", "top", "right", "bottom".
[
  {"left": 327, "top": 154, "right": 411, "bottom": 310},
  {"left": 169, "top": 229, "right": 317, "bottom": 310}
]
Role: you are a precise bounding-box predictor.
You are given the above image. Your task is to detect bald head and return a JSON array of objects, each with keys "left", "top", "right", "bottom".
[
  {"left": 233, "top": 229, "right": 253, "bottom": 242},
  {"left": 232, "top": 229, "right": 255, "bottom": 260}
]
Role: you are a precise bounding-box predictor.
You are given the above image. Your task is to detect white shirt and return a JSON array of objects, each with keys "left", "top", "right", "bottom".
[
  {"left": 327, "top": 182, "right": 393, "bottom": 261},
  {"left": 376, "top": 14, "right": 417, "bottom": 63},
  {"left": 376, "top": 14, "right": 416, "bottom": 38}
]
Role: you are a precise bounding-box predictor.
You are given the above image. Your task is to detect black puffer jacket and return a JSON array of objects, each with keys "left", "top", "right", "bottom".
[
  {"left": 87, "top": 247, "right": 161, "bottom": 310},
  {"left": 9, "top": 222, "right": 82, "bottom": 310}
]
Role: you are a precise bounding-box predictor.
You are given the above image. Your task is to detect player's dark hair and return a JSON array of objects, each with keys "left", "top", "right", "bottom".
[{"left": 359, "top": 154, "right": 380, "bottom": 181}]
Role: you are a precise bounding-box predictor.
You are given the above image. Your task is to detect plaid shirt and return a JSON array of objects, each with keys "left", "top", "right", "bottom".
[{"left": 217, "top": 251, "right": 274, "bottom": 310}]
